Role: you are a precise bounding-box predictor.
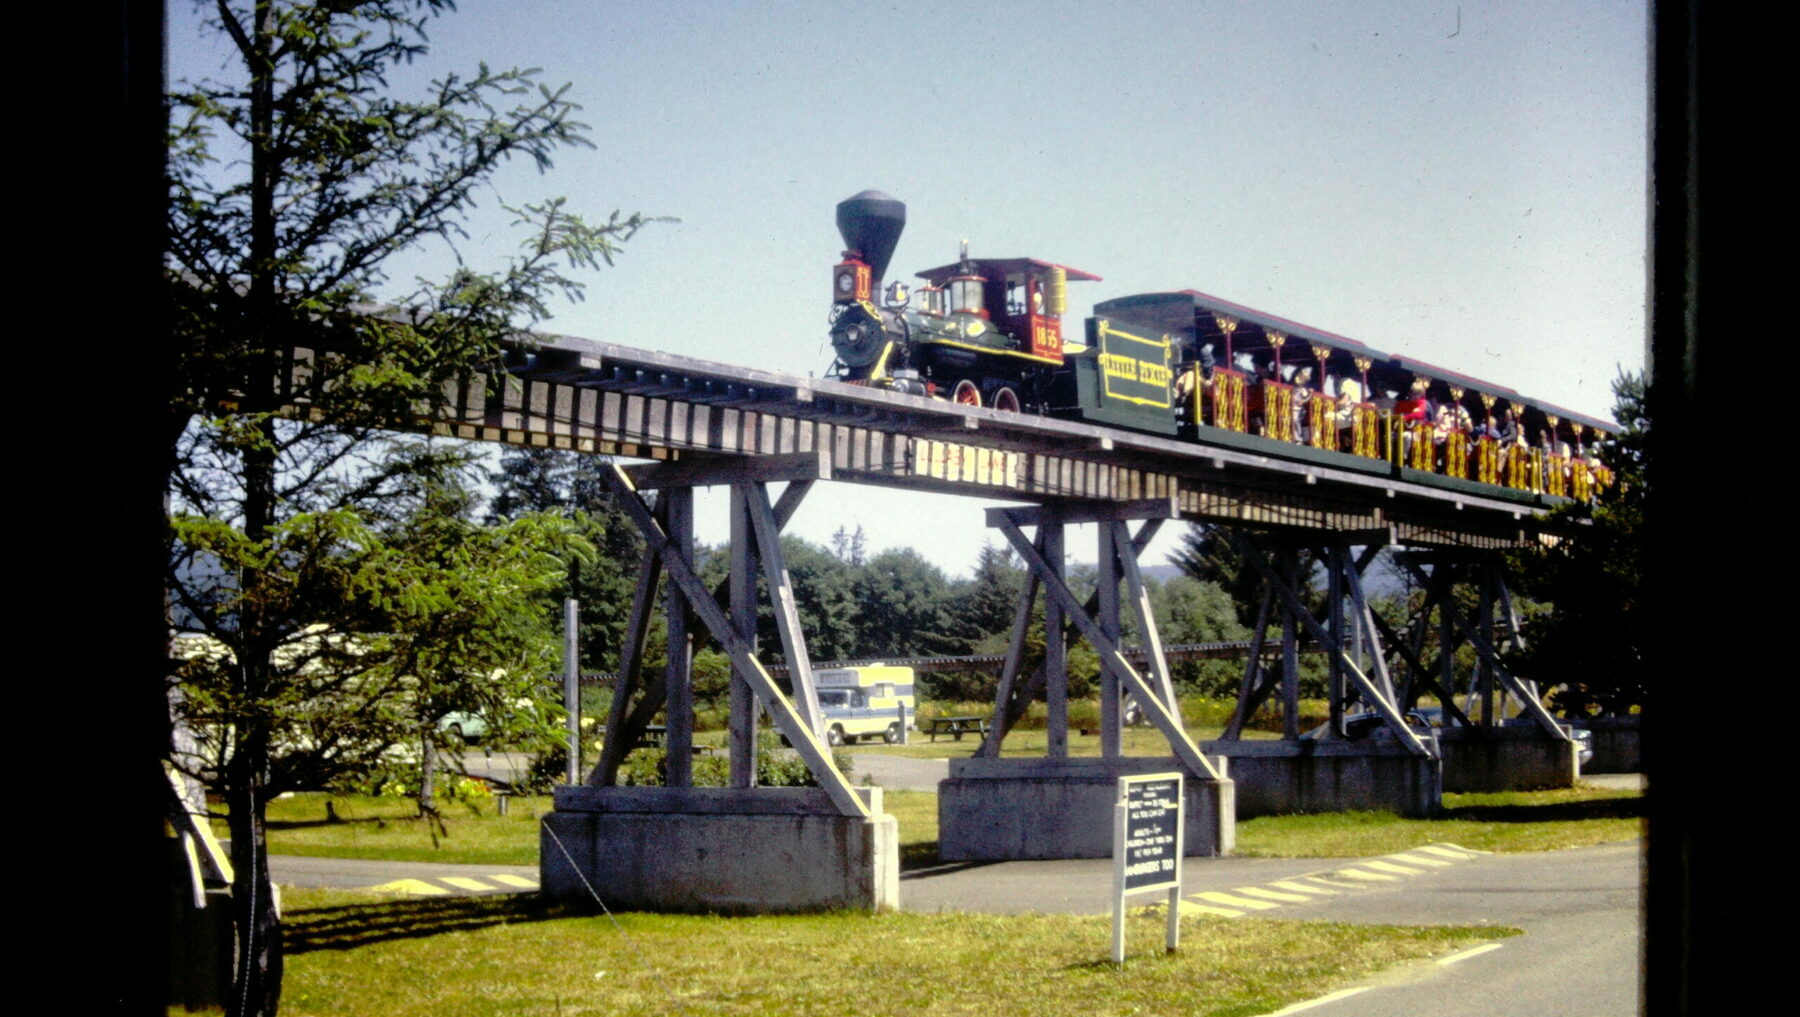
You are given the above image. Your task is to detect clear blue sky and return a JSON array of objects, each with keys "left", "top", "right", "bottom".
[{"left": 171, "top": 1, "right": 1649, "bottom": 578}]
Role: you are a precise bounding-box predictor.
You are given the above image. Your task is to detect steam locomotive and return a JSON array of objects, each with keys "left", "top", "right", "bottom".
[{"left": 825, "top": 190, "right": 1615, "bottom": 506}]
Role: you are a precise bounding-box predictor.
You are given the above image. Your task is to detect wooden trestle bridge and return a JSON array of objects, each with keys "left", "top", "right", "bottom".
[{"left": 320, "top": 323, "right": 1588, "bottom": 835}]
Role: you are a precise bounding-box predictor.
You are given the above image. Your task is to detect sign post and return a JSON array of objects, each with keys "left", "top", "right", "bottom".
[{"left": 1112, "top": 772, "right": 1184, "bottom": 965}]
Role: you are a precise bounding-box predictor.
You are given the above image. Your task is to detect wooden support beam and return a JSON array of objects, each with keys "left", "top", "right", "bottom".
[
  {"left": 1338, "top": 548, "right": 1398, "bottom": 705},
  {"left": 1098, "top": 522, "right": 1122, "bottom": 758},
  {"left": 591, "top": 521, "right": 665, "bottom": 785},
  {"left": 998, "top": 516, "right": 1225, "bottom": 780},
  {"left": 1115, "top": 520, "right": 1179, "bottom": 716},
  {"left": 978, "top": 550, "right": 1044, "bottom": 758},
  {"left": 1230, "top": 532, "right": 1434, "bottom": 757},
  {"left": 1283, "top": 553, "right": 1304, "bottom": 740},
  {"left": 746, "top": 483, "right": 823, "bottom": 741},
  {"left": 1367, "top": 607, "right": 1477, "bottom": 730},
  {"left": 1399, "top": 559, "right": 1566, "bottom": 740},
  {"left": 1221, "top": 587, "right": 1275, "bottom": 740},
  {"left": 663, "top": 487, "right": 694, "bottom": 787},
  {"left": 1043, "top": 521, "right": 1068, "bottom": 757},
  {"left": 625, "top": 449, "right": 831, "bottom": 488},
  {"left": 984, "top": 496, "right": 1179, "bottom": 529},
  {"left": 728, "top": 488, "right": 758, "bottom": 787},
  {"left": 604, "top": 466, "right": 869, "bottom": 817}
]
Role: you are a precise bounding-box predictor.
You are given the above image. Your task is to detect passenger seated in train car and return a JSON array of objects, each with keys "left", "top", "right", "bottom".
[
  {"left": 1431, "top": 403, "right": 1456, "bottom": 472},
  {"left": 1176, "top": 342, "right": 1217, "bottom": 425},
  {"left": 1476, "top": 410, "right": 1500, "bottom": 442},
  {"left": 1396, "top": 378, "right": 1432, "bottom": 465},
  {"left": 1240, "top": 353, "right": 1266, "bottom": 432},
  {"left": 1333, "top": 376, "right": 1364, "bottom": 452},
  {"left": 1498, "top": 406, "right": 1523, "bottom": 446},
  {"left": 1291, "top": 366, "right": 1314, "bottom": 443},
  {"left": 1395, "top": 378, "right": 1431, "bottom": 423}
]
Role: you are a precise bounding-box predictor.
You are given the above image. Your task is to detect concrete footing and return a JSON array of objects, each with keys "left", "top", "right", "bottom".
[
  {"left": 1581, "top": 716, "right": 1642, "bottom": 773},
  {"left": 937, "top": 756, "right": 1234, "bottom": 861},
  {"left": 1201, "top": 739, "right": 1443, "bottom": 818},
  {"left": 541, "top": 785, "right": 898, "bottom": 913},
  {"left": 1438, "top": 727, "right": 1579, "bottom": 791}
]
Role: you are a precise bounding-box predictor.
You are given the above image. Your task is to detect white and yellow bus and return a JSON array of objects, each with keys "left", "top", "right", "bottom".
[{"left": 812, "top": 666, "right": 916, "bottom": 745}]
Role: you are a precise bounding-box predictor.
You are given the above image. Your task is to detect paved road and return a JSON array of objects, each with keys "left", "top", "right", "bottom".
[{"left": 845, "top": 751, "right": 950, "bottom": 792}]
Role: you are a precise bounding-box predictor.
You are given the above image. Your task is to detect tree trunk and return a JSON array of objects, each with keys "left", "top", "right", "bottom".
[
  {"left": 418, "top": 727, "right": 438, "bottom": 816},
  {"left": 225, "top": 742, "right": 283, "bottom": 1017}
]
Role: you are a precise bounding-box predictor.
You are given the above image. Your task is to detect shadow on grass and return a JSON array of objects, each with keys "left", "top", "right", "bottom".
[
  {"left": 1442, "top": 796, "right": 1645, "bottom": 823},
  {"left": 285, "top": 894, "right": 571, "bottom": 954},
  {"left": 900, "top": 842, "right": 942, "bottom": 872}
]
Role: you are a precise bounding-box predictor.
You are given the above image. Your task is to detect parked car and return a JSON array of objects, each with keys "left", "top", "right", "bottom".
[
  {"left": 1414, "top": 707, "right": 1594, "bottom": 765},
  {"left": 437, "top": 711, "right": 488, "bottom": 743},
  {"left": 1299, "top": 709, "right": 1430, "bottom": 742}
]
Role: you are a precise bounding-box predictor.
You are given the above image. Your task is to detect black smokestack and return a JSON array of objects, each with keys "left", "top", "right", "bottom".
[{"left": 836, "top": 190, "right": 907, "bottom": 288}]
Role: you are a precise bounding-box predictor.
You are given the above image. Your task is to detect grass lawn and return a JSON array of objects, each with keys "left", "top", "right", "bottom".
[
  {"left": 1235, "top": 785, "right": 1646, "bottom": 857},
  {"left": 255, "top": 888, "right": 1516, "bottom": 1017},
  {"left": 240, "top": 793, "right": 553, "bottom": 867},
  {"left": 251, "top": 782, "right": 1639, "bottom": 869}
]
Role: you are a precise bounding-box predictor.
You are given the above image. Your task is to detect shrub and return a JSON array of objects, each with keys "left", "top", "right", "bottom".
[{"left": 615, "top": 733, "right": 853, "bottom": 788}]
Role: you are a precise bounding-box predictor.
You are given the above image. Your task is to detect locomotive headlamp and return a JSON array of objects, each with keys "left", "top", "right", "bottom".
[{"left": 833, "top": 257, "right": 871, "bottom": 304}]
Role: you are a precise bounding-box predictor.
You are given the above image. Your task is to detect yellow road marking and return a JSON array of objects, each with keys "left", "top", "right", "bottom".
[
  {"left": 1361, "top": 860, "right": 1425, "bottom": 875},
  {"left": 440, "top": 876, "right": 495, "bottom": 892},
  {"left": 1193, "top": 890, "right": 1283, "bottom": 911},
  {"left": 1331, "top": 868, "right": 1399, "bottom": 883},
  {"left": 490, "top": 874, "right": 539, "bottom": 889},
  {"left": 1137, "top": 899, "right": 1244, "bottom": 919},
  {"left": 1270, "top": 880, "right": 1340, "bottom": 895},
  {"left": 370, "top": 878, "right": 449, "bottom": 896},
  {"left": 1422, "top": 843, "right": 1486, "bottom": 858},
  {"left": 1388, "top": 852, "right": 1454, "bottom": 867},
  {"left": 1179, "top": 900, "right": 1245, "bottom": 918},
  {"left": 1438, "top": 943, "right": 1506, "bottom": 966},
  {"left": 1297, "top": 875, "right": 1366, "bottom": 890},
  {"left": 1232, "top": 886, "right": 1314, "bottom": 903}
]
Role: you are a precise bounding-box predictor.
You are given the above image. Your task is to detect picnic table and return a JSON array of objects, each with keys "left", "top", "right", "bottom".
[
  {"left": 924, "top": 716, "right": 990, "bottom": 742},
  {"left": 635, "top": 725, "right": 716, "bottom": 754}
]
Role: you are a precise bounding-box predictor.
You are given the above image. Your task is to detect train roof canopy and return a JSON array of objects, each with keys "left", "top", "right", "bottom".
[
  {"left": 1096, "top": 289, "right": 1389, "bottom": 360},
  {"left": 1389, "top": 355, "right": 1522, "bottom": 400},
  {"left": 914, "top": 258, "right": 1102, "bottom": 285}
]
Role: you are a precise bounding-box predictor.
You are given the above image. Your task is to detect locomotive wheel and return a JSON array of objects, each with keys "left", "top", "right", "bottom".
[
  {"left": 990, "top": 386, "right": 1021, "bottom": 413},
  {"left": 951, "top": 379, "right": 981, "bottom": 406}
]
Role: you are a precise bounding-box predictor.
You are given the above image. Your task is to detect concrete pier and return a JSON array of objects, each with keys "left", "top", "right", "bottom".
[
  {"left": 937, "top": 756, "right": 1235, "bottom": 861},
  {"left": 1581, "top": 716, "right": 1642, "bottom": 774},
  {"left": 541, "top": 785, "right": 898, "bottom": 913},
  {"left": 1438, "top": 726, "right": 1579, "bottom": 791},
  {"left": 1202, "top": 739, "right": 1443, "bottom": 818}
]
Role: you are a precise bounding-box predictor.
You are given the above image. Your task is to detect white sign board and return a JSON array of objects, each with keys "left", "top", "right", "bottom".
[{"left": 1112, "top": 772, "right": 1184, "bottom": 964}]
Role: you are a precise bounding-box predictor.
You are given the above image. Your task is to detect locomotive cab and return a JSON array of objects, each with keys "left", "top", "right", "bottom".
[{"left": 912, "top": 256, "right": 1099, "bottom": 364}]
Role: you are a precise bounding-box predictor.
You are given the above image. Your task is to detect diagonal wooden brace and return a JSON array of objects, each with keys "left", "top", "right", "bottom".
[
  {"left": 996, "top": 513, "right": 1224, "bottom": 781},
  {"left": 1229, "top": 531, "right": 1434, "bottom": 757},
  {"left": 745, "top": 483, "right": 824, "bottom": 741},
  {"left": 600, "top": 465, "right": 868, "bottom": 817},
  {"left": 1399, "top": 560, "right": 1566, "bottom": 740}
]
